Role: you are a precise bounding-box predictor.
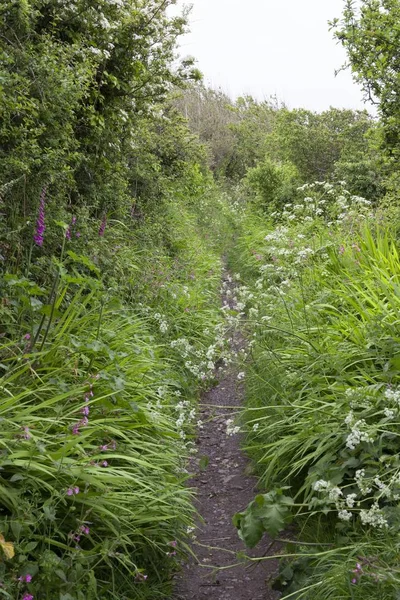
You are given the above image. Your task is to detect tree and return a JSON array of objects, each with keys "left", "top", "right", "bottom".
[
  {"left": 0, "top": 0, "right": 199, "bottom": 231},
  {"left": 332, "top": 0, "right": 400, "bottom": 160},
  {"left": 263, "top": 107, "right": 375, "bottom": 184}
]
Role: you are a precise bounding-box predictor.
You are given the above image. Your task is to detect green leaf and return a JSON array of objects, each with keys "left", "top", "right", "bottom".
[{"left": 233, "top": 509, "right": 265, "bottom": 548}]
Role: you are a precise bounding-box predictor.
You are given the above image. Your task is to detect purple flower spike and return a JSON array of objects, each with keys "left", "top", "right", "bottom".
[{"left": 33, "top": 187, "right": 47, "bottom": 247}]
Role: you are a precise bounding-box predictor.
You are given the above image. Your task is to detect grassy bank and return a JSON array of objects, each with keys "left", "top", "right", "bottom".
[
  {"left": 0, "top": 184, "right": 238, "bottom": 599},
  {"left": 230, "top": 183, "right": 400, "bottom": 598}
]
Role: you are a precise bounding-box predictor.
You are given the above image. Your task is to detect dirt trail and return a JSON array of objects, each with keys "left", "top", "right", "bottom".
[{"left": 174, "top": 275, "right": 280, "bottom": 600}]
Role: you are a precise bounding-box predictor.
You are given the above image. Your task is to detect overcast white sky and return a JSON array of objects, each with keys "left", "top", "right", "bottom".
[{"left": 171, "top": 0, "right": 368, "bottom": 112}]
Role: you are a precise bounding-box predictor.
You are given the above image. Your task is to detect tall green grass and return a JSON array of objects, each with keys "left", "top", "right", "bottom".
[
  {"left": 0, "top": 189, "right": 238, "bottom": 598},
  {"left": 230, "top": 184, "right": 400, "bottom": 598}
]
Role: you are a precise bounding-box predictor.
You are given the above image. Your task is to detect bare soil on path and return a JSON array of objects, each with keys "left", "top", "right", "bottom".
[{"left": 173, "top": 276, "right": 281, "bottom": 600}]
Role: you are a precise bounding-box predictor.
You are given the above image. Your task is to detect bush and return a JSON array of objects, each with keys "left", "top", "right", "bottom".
[{"left": 245, "top": 159, "right": 300, "bottom": 212}]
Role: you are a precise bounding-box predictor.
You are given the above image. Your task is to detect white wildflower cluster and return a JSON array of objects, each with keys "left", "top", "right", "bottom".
[
  {"left": 153, "top": 312, "right": 169, "bottom": 334},
  {"left": 344, "top": 413, "right": 375, "bottom": 450},
  {"left": 174, "top": 400, "right": 198, "bottom": 440},
  {"left": 311, "top": 477, "right": 391, "bottom": 527},
  {"left": 277, "top": 181, "right": 373, "bottom": 227},
  {"left": 359, "top": 503, "right": 388, "bottom": 529},
  {"left": 384, "top": 387, "right": 400, "bottom": 406},
  {"left": 226, "top": 419, "right": 240, "bottom": 436},
  {"left": 355, "top": 469, "right": 373, "bottom": 495}
]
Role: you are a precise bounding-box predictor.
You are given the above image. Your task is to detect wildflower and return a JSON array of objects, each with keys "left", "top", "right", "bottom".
[
  {"left": 24, "top": 334, "right": 31, "bottom": 340},
  {"left": 65, "top": 227, "right": 71, "bottom": 240},
  {"left": 384, "top": 407, "right": 395, "bottom": 419},
  {"left": 22, "top": 594, "right": 34, "bottom": 600},
  {"left": 100, "top": 461, "right": 108, "bottom": 467},
  {"left": 99, "top": 215, "right": 107, "bottom": 237},
  {"left": 226, "top": 419, "right": 240, "bottom": 436},
  {"left": 359, "top": 502, "right": 388, "bottom": 528},
  {"left": 346, "top": 493, "right": 357, "bottom": 508},
  {"left": 313, "top": 480, "right": 329, "bottom": 492},
  {"left": 252, "top": 423, "right": 259, "bottom": 432},
  {"left": 80, "top": 525, "right": 90, "bottom": 535},
  {"left": 18, "top": 574, "right": 32, "bottom": 583},
  {"left": 339, "top": 245, "right": 345, "bottom": 255},
  {"left": 33, "top": 187, "right": 46, "bottom": 247},
  {"left": 135, "top": 573, "right": 148, "bottom": 582},
  {"left": 338, "top": 509, "right": 352, "bottom": 521},
  {"left": 76, "top": 232, "right": 81, "bottom": 238},
  {"left": 22, "top": 426, "right": 31, "bottom": 440},
  {"left": 237, "top": 372, "right": 245, "bottom": 380}
]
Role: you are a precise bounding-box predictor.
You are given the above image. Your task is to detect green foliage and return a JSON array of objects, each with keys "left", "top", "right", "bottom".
[
  {"left": 233, "top": 490, "right": 293, "bottom": 547},
  {"left": 229, "top": 181, "right": 400, "bottom": 598},
  {"left": 332, "top": 0, "right": 400, "bottom": 161},
  {"left": 0, "top": 0, "right": 201, "bottom": 262},
  {"left": 264, "top": 107, "right": 376, "bottom": 185},
  {"left": 0, "top": 186, "right": 238, "bottom": 598},
  {"left": 245, "top": 159, "right": 300, "bottom": 211}
]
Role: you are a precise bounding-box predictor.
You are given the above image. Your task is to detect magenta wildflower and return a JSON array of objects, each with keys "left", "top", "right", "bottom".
[
  {"left": 18, "top": 574, "right": 32, "bottom": 583},
  {"left": 339, "top": 245, "right": 345, "bottom": 255},
  {"left": 168, "top": 540, "right": 177, "bottom": 547},
  {"left": 66, "top": 488, "right": 74, "bottom": 496},
  {"left": 351, "top": 578, "right": 357, "bottom": 584},
  {"left": 100, "top": 461, "right": 108, "bottom": 467},
  {"left": 73, "top": 486, "right": 79, "bottom": 494},
  {"left": 76, "top": 232, "right": 81, "bottom": 238},
  {"left": 80, "top": 525, "right": 90, "bottom": 535},
  {"left": 65, "top": 227, "right": 71, "bottom": 240},
  {"left": 72, "top": 216, "right": 77, "bottom": 225},
  {"left": 135, "top": 573, "right": 148, "bottom": 582},
  {"left": 81, "top": 405, "right": 90, "bottom": 417},
  {"left": 33, "top": 187, "right": 46, "bottom": 247},
  {"left": 24, "top": 334, "right": 31, "bottom": 341},
  {"left": 98, "top": 215, "right": 107, "bottom": 237},
  {"left": 22, "top": 594, "right": 34, "bottom": 600},
  {"left": 22, "top": 427, "right": 31, "bottom": 440}
]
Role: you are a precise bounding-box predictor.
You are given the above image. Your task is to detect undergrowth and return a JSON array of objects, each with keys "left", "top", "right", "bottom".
[
  {"left": 0, "top": 185, "right": 238, "bottom": 599},
  {"left": 230, "top": 182, "right": 400, "bottom": 598}
]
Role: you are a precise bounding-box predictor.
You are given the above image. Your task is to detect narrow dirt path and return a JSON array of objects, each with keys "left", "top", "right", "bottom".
[{"left": 174, "top": 274, "right": 280, "bottom": 600}]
